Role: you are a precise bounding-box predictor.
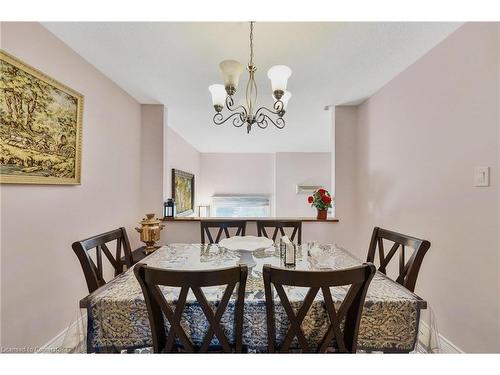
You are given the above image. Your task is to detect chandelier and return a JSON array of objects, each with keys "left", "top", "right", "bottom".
[{"left": 208, "top": 22, "right": 292, "bottom": 134}]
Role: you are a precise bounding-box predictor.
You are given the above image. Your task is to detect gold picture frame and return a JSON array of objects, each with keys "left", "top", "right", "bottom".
[
  {"left": 0, "top": 50, "right": 83, "bottom": 185},
  {"left": 172, "top": 169, "right": 195, "bottom": 216}
]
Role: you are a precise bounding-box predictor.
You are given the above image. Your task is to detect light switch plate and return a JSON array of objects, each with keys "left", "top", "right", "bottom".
[{"left": 474, "top": 166, "right": 490, "bottom": 187}]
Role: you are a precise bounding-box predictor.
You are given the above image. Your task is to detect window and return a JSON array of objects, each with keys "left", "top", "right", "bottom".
[{"left": 211, "top": 196, "right": 271, "bottom": 218}]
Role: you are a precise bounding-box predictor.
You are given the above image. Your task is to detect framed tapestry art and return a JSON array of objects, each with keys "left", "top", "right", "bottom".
[
  {"left": 172, "top": 169, "right": 195, "bottom": 216},
  {"left": 0, "top": 50, "right": 83, "bottom": 184}
]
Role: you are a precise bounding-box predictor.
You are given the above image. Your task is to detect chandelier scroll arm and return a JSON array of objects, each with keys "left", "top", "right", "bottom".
[
  {"left": 224, "top": 95, "right": 248, "bottom": 118},
  {"left": 213, "top": 111, "right": 246, "bottom": 128},
  {"left": 255, "top": 112, "right": 286, "bottom": 130},
  {"left": 254, "top": 99, "right": 285, "bottom": 119}
]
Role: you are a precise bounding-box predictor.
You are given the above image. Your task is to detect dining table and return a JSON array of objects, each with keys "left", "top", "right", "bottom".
[{"left": 81, "top": 242, "right": 427, "bottom": 353}]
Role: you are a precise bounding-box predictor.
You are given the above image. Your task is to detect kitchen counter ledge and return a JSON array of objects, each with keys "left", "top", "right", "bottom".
[{"left": 161, "top": 216, "right": 339, "bottom": 223}]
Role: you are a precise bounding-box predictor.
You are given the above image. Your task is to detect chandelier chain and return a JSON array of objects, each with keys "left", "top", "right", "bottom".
[{"left": 249, "top": 21, "right": 254, "bottom": 66}]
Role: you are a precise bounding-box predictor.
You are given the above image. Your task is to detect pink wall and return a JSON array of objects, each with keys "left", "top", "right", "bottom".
[
  {"left": 165, "top": 126, "right": 201, "bottom": 210},
  {"left": 275, "top": 152, "right": 331, "bottom": 217},
  {"left": 198, "top": 152, "right": 332, "bottom": 218},
  {"left": 332, "top": 107, "right": 361, "bottom": 251},
  {"left": 141, "top": 105, "right": 166, "bottom": 218},
  {"left": 198, "top": 153, "right": 275, "bottom": 213},
  {"left": 338, "top": 23, "right": 500, "bottom": 352},
  {"left": 0, "top": 22, "right": 143, "bottom": 348}
]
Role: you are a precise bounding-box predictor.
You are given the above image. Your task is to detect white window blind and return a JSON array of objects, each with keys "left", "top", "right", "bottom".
[{"left": 211, "top": 196, "right": 271, "bottom": 218}]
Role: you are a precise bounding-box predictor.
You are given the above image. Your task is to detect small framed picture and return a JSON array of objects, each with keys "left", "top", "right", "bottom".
[{"left": 172, "top": 169, "right": 195, "bottom": 216}]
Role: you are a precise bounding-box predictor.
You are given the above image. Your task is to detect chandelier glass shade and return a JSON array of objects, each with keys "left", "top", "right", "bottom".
[{"left": 208, "top": 22, "right": 292, "bottom": 133}]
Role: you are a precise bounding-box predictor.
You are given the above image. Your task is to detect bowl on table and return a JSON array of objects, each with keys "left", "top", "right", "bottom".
[{"left": 218, "top": 236, "right": 274, "bottom": 267}]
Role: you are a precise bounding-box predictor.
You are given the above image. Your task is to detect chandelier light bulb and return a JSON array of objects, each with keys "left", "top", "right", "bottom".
[
  {"left": 267, "top": 65, "right": 292, "bottom": 94},
  {"left": 219, "top": 60, "right": 243, "bottom": 95},
  {"left": 208, "top": 84, "right": 226, "bottom": 110}
]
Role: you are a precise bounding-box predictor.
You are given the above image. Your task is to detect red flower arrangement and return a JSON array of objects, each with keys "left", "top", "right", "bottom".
[{"left": 308, "top": 188, "right": 333, "bottom": 211}]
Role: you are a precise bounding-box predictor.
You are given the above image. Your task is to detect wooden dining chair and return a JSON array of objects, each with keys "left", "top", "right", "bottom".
[
  {"left": 200, "top": 220, "right": 247, "bottom": 244},
  {"left": 263, "top": 263, "right": 376, "bottom": 353},
  {"left": 257, "top": 220, "right": 302, "bottom": 245},
  {"left": 366, "top": 227, "right": 431, "bottom": 292},
  {"left": 134, "top": 263, "right": 248, "bottom": 353},
  {"left": 72, "top": 227, "right": 134, "bottom": 293}
]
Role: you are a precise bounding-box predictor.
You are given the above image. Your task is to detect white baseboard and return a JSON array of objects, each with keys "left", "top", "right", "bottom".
[
  {"left": 37, "top": 312, "right": 87, "bottom": 354},
  {"left": 439, "top": 333, "right": 464, "bottom": 354},
  {"left": 418, "top": 320, "right": 463, "bottom": 353}
]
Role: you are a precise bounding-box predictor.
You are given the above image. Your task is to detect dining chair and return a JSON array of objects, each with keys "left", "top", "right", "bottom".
[
  {"left": 366, "top": 227, "right": 431, "bottom": 292},
  {"left": 257, "top": 220, "right": 302, "bottom": 245},
  {"left": 263, "top": 263, "right": 376, "bottom": 353},
  {"left": 72, "top": 227, "right": 134, "bottom": 293},
  {"left": 200, "top": 220, "right": 247, "bottom": 244},
  {"left": 134, "top": 263, "right": 248, "bottom": 353}
]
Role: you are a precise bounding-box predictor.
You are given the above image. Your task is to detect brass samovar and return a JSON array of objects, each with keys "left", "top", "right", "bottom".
[{"left": 135, "top": 213, "right": 165, "bottom": 254}]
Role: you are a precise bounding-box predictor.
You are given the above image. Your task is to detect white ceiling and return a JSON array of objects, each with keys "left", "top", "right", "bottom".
[{"left": 43, "top": 22, "right": 462, "bottom": 153}]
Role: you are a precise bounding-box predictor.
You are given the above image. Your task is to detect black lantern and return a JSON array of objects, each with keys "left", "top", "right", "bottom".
[{"left": 163, "top": 199, "right": 176, "bottom": 219}]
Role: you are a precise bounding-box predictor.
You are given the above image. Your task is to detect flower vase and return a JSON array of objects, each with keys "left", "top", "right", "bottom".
[{"left": 316, "top": 209, "right": 328, "bottom": 220}]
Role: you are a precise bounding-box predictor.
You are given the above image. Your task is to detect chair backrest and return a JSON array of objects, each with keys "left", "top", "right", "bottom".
[
  {"left": 200, "top": 220, "right": 247, "bottom": 244},
  {"left": 263, "top": 263, "right": 376, "bottom": 353},
  {"left": 366, "top": 227, "right": 431, "bottom": 292},
  {"left": 134, "top": 263, "right": 248, "bottom": 353},
  {"left": 72, "top": 227, "right": 133, "bottom": 293},
  {"left": 257, "top": 220, "right": 302, "bottom": 245}
]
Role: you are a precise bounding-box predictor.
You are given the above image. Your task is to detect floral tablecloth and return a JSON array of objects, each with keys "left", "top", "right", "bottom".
[{"left": 84, "top": 243, "right": 426, "bottom": 353}]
